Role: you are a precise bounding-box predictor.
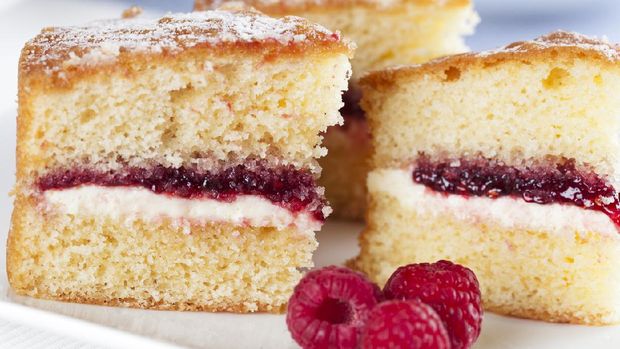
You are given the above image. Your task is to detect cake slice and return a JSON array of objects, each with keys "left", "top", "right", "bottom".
[
  {"left": 7, "top": 7, "right": 352, "bottom": 313},
  {"left": 196, "top": 0, "right": 479, "bottom": 219},
  {"left": 352, "top": 31, "right": 620, "bottom": 325}
]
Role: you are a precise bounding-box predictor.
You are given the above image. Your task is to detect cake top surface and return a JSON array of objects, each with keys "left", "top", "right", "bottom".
[
  {"left": 195, "top": 0, "right": 471, "bottom": 12},
  {"left": 21, "top": 7, "right": 352, "bottom": 76},
  {"left": 361, "top": 31, "right": 620, "bottom": 90}
]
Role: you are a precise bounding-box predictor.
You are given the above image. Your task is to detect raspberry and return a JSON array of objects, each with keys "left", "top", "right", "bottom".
[
  {"left": 383, "top": 261, "right": 482, "bottom": 349},
  {"left": 286, "top": 266, "right": 382, "bottom": 349},
  {"left": 361, "top": 299, "right": 451, "bottom": 349}
]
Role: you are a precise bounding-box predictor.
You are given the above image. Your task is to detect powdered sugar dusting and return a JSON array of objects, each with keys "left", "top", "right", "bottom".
[
  {"left": 22, "top": 9, "right": 345, "bottom": 74},
  {"left": 475, "top": 30, "right": 620, "bottom": 61},
  {"left": 366, "top": 30, "right": 620, "bottom": 83}
]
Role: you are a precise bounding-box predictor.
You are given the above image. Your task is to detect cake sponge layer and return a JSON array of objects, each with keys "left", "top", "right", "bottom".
[
  {"left": 351, "top": 180, "right": 620, "bottom": 325},
  {"left": 361, "top": 32, "right": 620, "bottom": 178},
  {"left": 18, "top": 50, "right": 350, "bottom": 183},
  {"left": 197, "top": 0, "right": 478, "bottom": 81},
  {"left": 17, "top": 8, "right": 353, "bottom": 187},
  {"left": 7, "top": 196, "right": 316, "bottom": 313}
]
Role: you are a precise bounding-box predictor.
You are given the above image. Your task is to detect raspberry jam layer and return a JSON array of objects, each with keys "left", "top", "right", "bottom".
[
  {"left": 413, "top": 157, "right": 620, "bottom": 226},
  {"left": 38, "top": 164, "right": 328, "bottom": 221}
]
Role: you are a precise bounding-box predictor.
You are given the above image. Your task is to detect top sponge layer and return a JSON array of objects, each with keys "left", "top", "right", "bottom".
[
  {"left": 360, "top": 31, "right": 620, "bottom": 180},
  {"left": 21, "top": 7, "right": 353, "bottom": 86},
  {"left": 17, "top": 7, "right": 352, "bottom": 186},
  {"left": 362, "top": 31, "right": 620, "bottom": 90}
]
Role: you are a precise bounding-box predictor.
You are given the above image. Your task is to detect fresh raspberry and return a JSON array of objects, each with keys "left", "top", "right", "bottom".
[
  {"left": 361, "top": 299, "right": 451, "bottom": 349},
  {"left": 383, "top": 261, "right": 482, "bottom": 349},
  {"left": 286, "top": 266, "right": 382, "bottom": 349}
]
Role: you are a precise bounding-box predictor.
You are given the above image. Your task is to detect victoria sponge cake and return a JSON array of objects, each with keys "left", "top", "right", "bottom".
[
  {"left": 196, "top": 0, "right": 479, "bottom": 219},
  {"left": 7, "top": 6, "right": 353, "bottom": 313},
  {"left": 352, "top": 31, "right": 620, "bottom": 325}
]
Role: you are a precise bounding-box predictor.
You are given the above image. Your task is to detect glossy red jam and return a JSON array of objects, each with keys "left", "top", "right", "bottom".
[
  {"left": 413, "top": 157, "right": 620, "bottom": 226},
  {"left": 38, "top": 164, "right": 327, "bottom": 221}
]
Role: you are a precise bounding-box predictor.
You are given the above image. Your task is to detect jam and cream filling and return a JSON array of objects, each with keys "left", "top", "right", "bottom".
[
  {"left": 413, "top": 156, "right": 620, "bottom": 227},
  {"left": 37, "top": 164, "right": 329, "bottom": 232},
  {"left": 43, "top": 186, "right": 324, "bottom": 233},
  {"left": 368, "top": 168, "right": 619, "bottom": 236}
]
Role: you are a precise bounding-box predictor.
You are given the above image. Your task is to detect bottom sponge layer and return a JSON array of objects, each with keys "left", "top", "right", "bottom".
[
  {"left": 7, "top": 197, "right": 316, "bottom": 313},
  {"left": 351, "top": 188, "right": 620, "bottom": 325}
]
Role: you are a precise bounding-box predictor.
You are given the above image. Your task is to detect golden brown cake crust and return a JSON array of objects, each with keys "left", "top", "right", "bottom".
[
  {"left": 20, "top": 7, "right": 353, "bottom": 89},
  {"left": 12, "top": 291, "right": 286, "bottom": 313},
  {"left": 195, "top": 0, "right": 471, "bottom": 13},
  {"left": 487, "top": 304, "right": 616, "bottom": 326},
  {"left": 361, "top": 31, "right": 620, "bottom": 92}
]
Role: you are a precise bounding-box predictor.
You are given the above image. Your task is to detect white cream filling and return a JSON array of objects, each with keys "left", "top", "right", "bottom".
[
  {"left": 43, "top": 185, "right": 323, "bottom": 234},
  {"left": 368, "top": 168, "right": 619, "bottom": 236}
]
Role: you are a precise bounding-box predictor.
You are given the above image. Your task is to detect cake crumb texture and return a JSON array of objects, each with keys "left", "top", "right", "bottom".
[
  {"left": 351, "top": 192, "right": 620, "bottom": 325},
  {"left": 361, "top": 31, "right": 620, "bottom": 178},
  {"left": 17, "top": 47, "right": 350, "bottom": 185},
  {"left": 7, "top": 196, "right": 316, "bottom": 313}
]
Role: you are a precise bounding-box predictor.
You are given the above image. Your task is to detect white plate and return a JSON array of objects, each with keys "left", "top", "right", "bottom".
[{"left": 1, "top": 1, "right": 620, "bottom": 348}]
